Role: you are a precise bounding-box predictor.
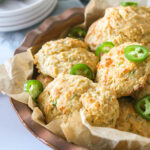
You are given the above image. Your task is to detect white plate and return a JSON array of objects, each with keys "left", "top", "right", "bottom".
[
  {"left": 0, "top": 0, "right": 57, "bottom": 32},
  {"left": 0, "top": 0, "right": 45, "bottom": 17},
  {"left": 0, "top": 0, "right": 54, "bottom": 26}
]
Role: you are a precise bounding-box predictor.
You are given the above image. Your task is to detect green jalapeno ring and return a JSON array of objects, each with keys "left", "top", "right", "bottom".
[
  {"left": 120, "top": 2, "right": 138, "bottom": 7},
  {"left": 95, "top": 42, "right": 115, "bottom": 59},
  {"left": 70, "top": 64, "right": 94, "bottom": 80},
  {"left": 68, "top": 27, "right": 87, "bottom": 40},
  {"left": 124, "top": 45, "right": 149, "bottom": 62},
  {"left": 135, "top": 95, "right": 150, "bottom": 121},
  {"left": 24, "top": 80, "right": 43, "bottom": 102}
]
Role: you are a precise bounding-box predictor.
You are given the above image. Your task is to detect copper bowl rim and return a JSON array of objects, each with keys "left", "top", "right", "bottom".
[{"left": 9, "top": 7, "right": 88, "bottom": 150}]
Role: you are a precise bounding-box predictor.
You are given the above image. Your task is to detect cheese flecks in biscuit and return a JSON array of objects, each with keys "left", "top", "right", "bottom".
[
  {"left": 116, "top": 98, "right": 150, "bottom": 138},
  {"left": 81, "top": 86, "right": 119, "bottom": 127},
  {"left": 85, "top": 6, "right": 150, "bottom": 51},
  {"left": 38, "top": 74, "right": 119, "bottom": 127},
  {"left": 38, "top": 74, "right": 90, "bottom": 123},
  {"left": 96, "top": 42, "right": 150, "bottom": 98},
  {"left": 34, "top": 38, "right": 98, "bottom": 78}
]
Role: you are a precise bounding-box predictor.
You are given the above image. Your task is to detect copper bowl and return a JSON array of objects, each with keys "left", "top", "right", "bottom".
[{"left": 10, "top": 8, "right": 88, "bottom": 150}]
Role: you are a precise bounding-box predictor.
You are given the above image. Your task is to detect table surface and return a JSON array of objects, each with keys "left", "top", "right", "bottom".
[{"left": 0, "top": 0, "right": 83, "bottom": 150}]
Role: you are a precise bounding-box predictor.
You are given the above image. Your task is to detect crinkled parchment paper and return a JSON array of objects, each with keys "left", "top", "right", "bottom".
[{"left": 1, "top": 0, "right": 150, "bottom": 149}]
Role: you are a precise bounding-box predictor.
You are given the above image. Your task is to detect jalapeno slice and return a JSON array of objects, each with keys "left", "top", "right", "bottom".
[
  {"left": 24, "top": 80, "right": 43, "bottom": 102},
  {"left": 70, "top": 64, "right": 94, "bottom": 80},
  {"left": 124, "top": 45, "right": 149, "bottom": 62},
  {"left": 95, "top": 42, "right": 114, "bottom": 59},
  {"left": 135, "top": 95, "right": 150, "bottom": 121},
  {"left": 68, "top": 27, "right": 87, "bottom": 40},
  {"left": 120, "top": 2, "right": 138, "bottom": 7}
]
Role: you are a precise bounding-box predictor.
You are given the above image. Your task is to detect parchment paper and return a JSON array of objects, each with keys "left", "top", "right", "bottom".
[
  {"left": 0, "top": 50, "right": 33, "bottom": 103},
  {"left": 1, "top": 0, "right": 150, "bottom": 149}
]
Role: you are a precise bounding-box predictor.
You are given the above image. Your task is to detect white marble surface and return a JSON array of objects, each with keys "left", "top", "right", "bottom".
[{"left": 0, "top": 0, "right": 83, "bottom": 150}]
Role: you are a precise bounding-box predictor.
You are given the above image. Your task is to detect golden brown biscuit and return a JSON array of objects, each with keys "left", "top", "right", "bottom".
[
  {"left": 34, "top": 38, "right": 98, "bottom": 78},
  {"left": 38, "top": 74, "right": 119, "bottom": 127},
  {"left": 132, "top": 76, "right": 150, "bottom": 101},
  {"left": 36, "top": 74, "right": 53, "bottom": 88},
  {"left": 116, "top": 98, "right": 150, "bottom": 138},
  {"left": 81, "top": 85, "right": 119, "bottom": 127},
  {"left": 96, "top": 42, "right": 150, "bottom": 98},
  {"left": 38, "top": 74, "right": 91, "bottom": 123},
  {"left": 85, "top": 6, "right": 150, "bottom": 51}
]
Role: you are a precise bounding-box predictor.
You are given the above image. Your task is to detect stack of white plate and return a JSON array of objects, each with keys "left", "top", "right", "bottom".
[{"left": 0, "top": 0, "right": 57, "bottom": 32}]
